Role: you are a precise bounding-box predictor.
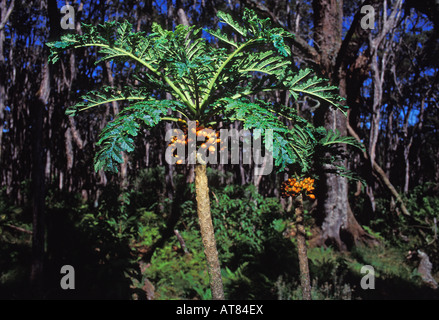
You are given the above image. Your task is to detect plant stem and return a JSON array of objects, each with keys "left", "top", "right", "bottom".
[
  {"left": 200, "top": 39, "right": 255, "bottom": 111},
  {"left": 295, "top": 193, "right": 311, "bottom": 300},
  {"left": 194, "top": 163, "right": 225, "bottom": 300}
]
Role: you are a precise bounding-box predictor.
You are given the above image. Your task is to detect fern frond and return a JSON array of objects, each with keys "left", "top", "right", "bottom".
[
  {"left": 322, "top": 163, "right": 366, "bottom": 186},
  {"left": 286, "top": 69, "right": 347, "bottom": 115},
  {"left": 94, "top": 98, "right": 181, "bottom": 173},
  {"left": 238, "top": 52, "right": 290, "bottom": 75},
  {"left": 94, "top": 113, "right": 139, "bottom": 173},
  {"left": 217, "top": 11, "right": 248, "bottom": 37},
  {"left": 47, "top": 21, "right": 195, "bottom": 110},
  {"left": 317, "top": 128, "right": 364, "bottom": 151},
  {"left": 66, "top": 86, "right": 149, "bottom": 116},
  {"left": 205, "top": 29, "right": 239, "bottom": 48},
  {"left": 219, "top": 97, "right": 318, "bottom": 171}
]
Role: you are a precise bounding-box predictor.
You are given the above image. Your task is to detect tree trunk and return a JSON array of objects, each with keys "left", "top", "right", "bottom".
[
  {"left": 402, "top": 106, "right": 413, "bottom": 194},
  {"left": 194, "top": 163, "right": 225, "bottom": 300},
  {"left": 314, "top": 104, "right": 350, "bottom": 250},
  {"left": 29, "top": 0, "right": 61, "bottom": 295},
  {"left": 0, "top": 0, "right": 15, "bottom": 166},
  {"left": 312, "top": 0, "right": 383, "bottom": 249},
  {"left": 346, "top": 203, "right": 380, "bottom": 246},
  {"left": 295, "top": 194, "right": 311, "bottom": 300},
  {"left": 312, "top": 0, "right": 350, "bottom": 251},
  {"left": 165, "top": 120, "right": 175, "bottom": 199},
  {"left": 347, "top": 121, "right": 411, "bottom": 217},
  {"left": 30, "top": 98, "right": 45, "bottom": 296}
]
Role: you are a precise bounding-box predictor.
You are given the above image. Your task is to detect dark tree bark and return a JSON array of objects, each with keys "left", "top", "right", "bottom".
[
  {"left": 312, "top": 0, "right": 350, "bottom": 251},
  {"left": 0, "top": 0, "right": 15, "bottom": 166},
  {"left": 30, "top": 0, "right": 61, "bottom": 295},
  {"left": 30, "top": 96, "right": 46, "bottom": 295}
]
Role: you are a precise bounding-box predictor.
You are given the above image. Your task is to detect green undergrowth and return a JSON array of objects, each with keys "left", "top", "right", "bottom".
[{"left": 1, "top": 176, "right": 439, "bottom": 299}]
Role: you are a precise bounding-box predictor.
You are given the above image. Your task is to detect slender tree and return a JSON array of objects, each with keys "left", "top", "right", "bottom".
[
  {"left": 0, "top": 0, "right": 15, "bottom": 160},
  {"left": 47, "top": 9, "right": 358, "bottom": 299}
]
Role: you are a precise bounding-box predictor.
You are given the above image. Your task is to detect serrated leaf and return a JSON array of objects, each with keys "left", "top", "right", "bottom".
[
  {"left": 217, "top": 11, "right": 247, "bottom": 37},
  {"left": 318, "top": 129, "right": 364, "bottom": 150},
  {"left": 206, "top": 29, "right": 238, "bottom": 48}
]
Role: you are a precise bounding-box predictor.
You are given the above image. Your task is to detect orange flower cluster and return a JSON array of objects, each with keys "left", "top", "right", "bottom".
[
  {"left": 169, "top": 121, "right": 224, "bottom": 164},
  {"left": 281, "top": 177, "right": 316, "bottom": 199}
]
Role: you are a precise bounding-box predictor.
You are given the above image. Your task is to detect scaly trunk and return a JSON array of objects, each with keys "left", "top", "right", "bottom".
[
  {"left": 194, "top": 164, "right": 225, "bottom": 300},
  {"left": 295, "top": 194, "right": 311, "bottom": 300}
]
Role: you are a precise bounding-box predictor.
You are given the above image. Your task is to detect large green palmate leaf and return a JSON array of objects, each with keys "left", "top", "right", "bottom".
[
  {"left": 47, "top": 8, "right": 356, "bottom": 175},
  {"left": 219, "top": 97, "right": 317, "bottom": 172},
  {"left": 94, "top": 99, "right": 182, "bottom": 173}
]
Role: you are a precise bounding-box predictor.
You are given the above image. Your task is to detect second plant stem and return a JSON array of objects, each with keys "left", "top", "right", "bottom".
[{"left": 295, "top": 193, "right": 312, "bottom": 300}]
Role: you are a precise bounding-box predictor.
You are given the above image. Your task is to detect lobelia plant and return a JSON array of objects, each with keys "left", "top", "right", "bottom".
[{"left": 47, "top": 9, "right": 361, "bottom": 300}]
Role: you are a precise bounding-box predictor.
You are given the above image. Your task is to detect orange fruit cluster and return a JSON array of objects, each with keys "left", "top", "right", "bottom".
[
  {"left": 281, "top": 177, "right": 316, "bottom": 199},
  {"left": 169, "top": 121, "right": 224, "bottom": 164}
]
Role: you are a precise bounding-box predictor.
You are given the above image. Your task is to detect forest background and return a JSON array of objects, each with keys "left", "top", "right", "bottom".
[{"left": 0, "top": 0, "right": 439, "bottom": 300}]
